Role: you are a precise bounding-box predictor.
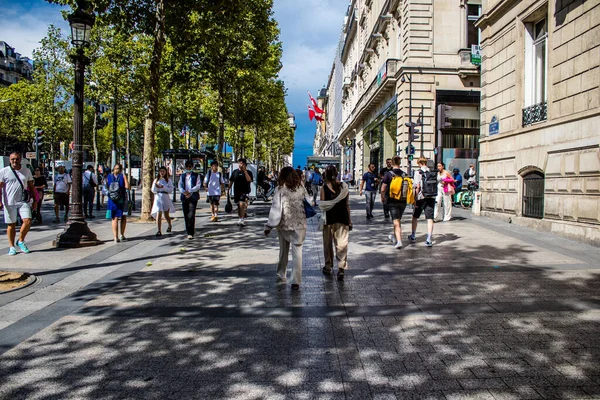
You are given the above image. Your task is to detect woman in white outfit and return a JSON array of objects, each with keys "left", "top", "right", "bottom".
[
  {"left": 264, "top": 167, "right": 312, "bottom": 290},
  {"left": 434, "top": 162, "right": 454, "bottom": 222},
  {"left": 151, "top": 166, "right": 175, "bottom": 236}
]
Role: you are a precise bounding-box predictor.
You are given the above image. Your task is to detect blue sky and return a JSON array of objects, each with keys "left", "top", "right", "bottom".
[{"left": 0, "top": 0, "right": 349, "bottom": 166}]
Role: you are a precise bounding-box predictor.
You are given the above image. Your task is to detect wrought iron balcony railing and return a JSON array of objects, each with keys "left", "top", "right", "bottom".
[{"left": 522, "top": 101, "right": 547, "bottom": 126}]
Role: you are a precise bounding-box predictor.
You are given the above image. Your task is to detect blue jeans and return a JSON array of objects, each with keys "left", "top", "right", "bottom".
[{"left": 365, "top": 191, "right": 376, "bottom": 216}]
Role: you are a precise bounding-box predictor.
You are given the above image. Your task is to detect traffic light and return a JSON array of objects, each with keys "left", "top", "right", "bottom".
[
  {"left": 34, "top": 128, "right": 44, "bottom": 149},
  {"left": 408, "top": 154, "right": 414, "bottom": 161},
  {"left": 405, "top": 121, "right": 420, "bottom": 141},
  {"left": 437, "top": 104, "right": 452, "bottom": 130}
]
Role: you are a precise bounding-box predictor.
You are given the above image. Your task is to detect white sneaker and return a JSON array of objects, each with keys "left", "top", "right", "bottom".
[
  {"left": 394, "top": 241, "right": 403, "bottom": 249},
  {"left": 240, "top": 219, "right": 246, "bottom": 226},
  {"left": 388, "top": 234, "right": 396, "bottom": 243},
  {"left": 187, "top": 235, "right": 193, "bottom": 240}
]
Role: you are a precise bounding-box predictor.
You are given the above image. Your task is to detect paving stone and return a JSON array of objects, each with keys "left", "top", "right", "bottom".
[{"left": 443, "top": 389, "right": 496, "bottom": 400}]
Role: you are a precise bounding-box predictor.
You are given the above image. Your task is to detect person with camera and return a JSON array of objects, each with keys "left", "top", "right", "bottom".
[
  {"left": 0, "top": 152, "right": 37, "bottom": 255},
  {"left": 178, "top": 160, "right": 202, "bottom": 239}
]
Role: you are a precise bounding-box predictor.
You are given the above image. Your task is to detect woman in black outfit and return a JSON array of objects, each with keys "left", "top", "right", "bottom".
[{"left": 33, "top": 168, "right": 47, "bottom": 224}]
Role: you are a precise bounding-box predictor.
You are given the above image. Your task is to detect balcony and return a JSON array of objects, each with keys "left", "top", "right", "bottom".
[
  {"left": 343, "top": 76, "right": 351, "bottom": 90},
  {"left": 522, "top": 101, "right": 547, "bottom": 127}
]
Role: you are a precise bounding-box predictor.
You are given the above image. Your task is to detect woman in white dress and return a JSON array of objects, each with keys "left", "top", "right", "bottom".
[{"left": 151, "top": 166, "right": 175, "bottom": 236}]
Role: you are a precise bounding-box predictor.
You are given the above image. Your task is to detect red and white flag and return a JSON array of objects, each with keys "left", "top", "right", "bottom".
[
  {"left": 308, "top": 104, "right": 316, "bottom": 121},
  {"left": 307, "top": 91, "right": 324, "bottom": 114}
]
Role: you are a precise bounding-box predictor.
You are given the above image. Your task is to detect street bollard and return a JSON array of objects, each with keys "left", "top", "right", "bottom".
[
  {"left": 96, "top": 189, "right": 101, "bottom": 211},
  {"left": 131, "top": 189, "right": 136, "bottom": 211}
]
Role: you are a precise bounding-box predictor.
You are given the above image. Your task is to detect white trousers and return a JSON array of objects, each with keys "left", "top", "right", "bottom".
[
  {"left": 434, "top": 191, "right": 453, "bottom": 221},
  {"left": 277, "top": 230, "right": 304, "bottom": 285}
]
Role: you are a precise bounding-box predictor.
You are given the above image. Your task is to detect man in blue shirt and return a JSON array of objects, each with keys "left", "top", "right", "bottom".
[
  {"left": 452, "top": 168, "right": 463, "bottom": 205},
  {"left": 359, "top": 163, "right": 378, "bottom": 219}
]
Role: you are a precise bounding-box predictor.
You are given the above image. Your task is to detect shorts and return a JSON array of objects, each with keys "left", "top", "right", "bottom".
[
  {"left": 208, "top": 195, "right": 221, "bottom": 205},
  {"left": 413, "top": 198, "right": 435, "bottom": 219},
  {"left": 54, "top": 192, "right": 70, "bottom": 206},
  {"left": 234, "top": 193, "right": 249, "bottom": 204},
  {"left": 387, "top": 201, "right": 407, "bottom": 221},
  {"left": 3, "top": 202, "right": 32, "bottom": 224}
]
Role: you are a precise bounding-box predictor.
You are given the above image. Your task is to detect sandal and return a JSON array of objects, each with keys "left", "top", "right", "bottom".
[
  {"left": 166, "top": 226, "right": 172, "bottom": 233},
  {"left": 337, "top": 269, "right": 345, "bottom": 281},
  {"left": 291, "top": 284, "right": 300, "bottom": 290},
  {"left": 156, "top": 231, "right": 162, "bottom": 236}
]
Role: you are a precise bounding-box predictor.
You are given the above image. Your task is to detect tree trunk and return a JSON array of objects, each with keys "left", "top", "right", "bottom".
[
  {"left": 141, "top": 0, "right": 166, "bottom": 221},
  {"left": 92, "top": 106, "right": 99, "bottom": 171},
  {"left": 126, "top": 110, "right": 131, "bottom": 183},
  {"left": 216, "top": 82, "right": 225, "bottom": 167},
  {"left": 169, "top": 112, "right": 174, "bottom": 149}
]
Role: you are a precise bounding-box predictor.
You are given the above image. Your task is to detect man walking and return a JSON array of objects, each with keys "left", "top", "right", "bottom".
[
  {"left": 304, "top": 167, "right": 313, "bottom": 195},
  {"left": 379, "top": 158, "right": 393, "bottom": 218},
  {"left": 0, "top": 152, "right": 37, "bottom": 255},
  {"left": 452, "top": 168, "right": 462, "bottom": 205},
  {"left": 408, "top": 157, "right": 437, "bottom": 247},
  {"left": 359, "top": 163, "right": 378, "bottom": 219},
  {"left": 204, "top": 161, "right": 226, "bottom": 222},
  {"left": 229, "top": 158, "right": 253, "bottom": 226},
  {"left": 82, "top": 165, "right": 98, "bottom": 219},
  {"left": 380, "top": 156, "right": 408, "bottom": 249},
  {"left": 53, "top": 165, "right": 72, "bottom": 223},
  {"left": 178, "top": 160, "right": 202, "bottom": 239}
]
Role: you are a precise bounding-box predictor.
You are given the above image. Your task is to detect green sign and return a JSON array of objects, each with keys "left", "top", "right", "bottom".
[{"left": 471, "top": 45, "right": 481, "bottom": 66}]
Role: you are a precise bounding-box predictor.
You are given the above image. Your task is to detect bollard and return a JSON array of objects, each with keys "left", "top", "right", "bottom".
[
  {"left": 131, "top": 189, "right": 136, "bottom": 211},
  {"left": 96, "top": 189, "right": 101, "bottom": 210}
]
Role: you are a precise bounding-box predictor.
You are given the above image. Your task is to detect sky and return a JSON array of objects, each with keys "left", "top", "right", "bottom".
[{"left": 0, "top": 0, "right": 350, "bottom": 166}]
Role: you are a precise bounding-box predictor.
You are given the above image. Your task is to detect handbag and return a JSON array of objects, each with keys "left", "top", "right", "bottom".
[
  {"left": 303, "top": 199, "right": 317, "bottom": 218},
  {"left": 225, "top": 193, "right": 233, "bottom": 213},
  {"left": 10, "top": 166, "right": 30, "bottom": 203}
]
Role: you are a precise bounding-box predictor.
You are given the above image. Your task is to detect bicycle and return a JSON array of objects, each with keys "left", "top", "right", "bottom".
[{"left": 458, "top": 182, "right": 479, "bottom": 209}]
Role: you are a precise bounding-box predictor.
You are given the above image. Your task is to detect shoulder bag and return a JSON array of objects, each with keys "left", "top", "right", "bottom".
[{"left": 10, "top": 166, "right": 30, "bottom": 203}]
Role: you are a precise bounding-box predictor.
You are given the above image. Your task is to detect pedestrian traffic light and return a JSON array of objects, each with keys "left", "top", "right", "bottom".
[
  {"left": 408, "top": 154, "right": 414, "bottom": 161},
  {"left": 437, "top": 104, "right": 452, "bottom": 130}
]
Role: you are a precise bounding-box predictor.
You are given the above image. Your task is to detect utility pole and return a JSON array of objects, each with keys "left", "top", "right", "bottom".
[
  {"left": 436, "top": 104, "right": 452, "bottom": 164},
  {"left": 111, "top": 88, "right": 117, "bottom": 168}
]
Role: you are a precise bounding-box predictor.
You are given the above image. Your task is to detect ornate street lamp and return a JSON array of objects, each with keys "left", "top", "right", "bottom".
[{"left": 54, "top": 2, "right": 100, "bottom": 248}]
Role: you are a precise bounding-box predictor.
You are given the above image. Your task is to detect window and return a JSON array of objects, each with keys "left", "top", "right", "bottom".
[
  {"left": 522, "top": 172, "right": 544, "bottom": 218},
  {"left": 523, "top": 16, "right": 548, "bottom": 125},
  {"left": 467, "top": 3, "right": 481, "bottom": 47}
]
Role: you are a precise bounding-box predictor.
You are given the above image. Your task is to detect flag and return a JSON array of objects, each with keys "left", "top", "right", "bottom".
[
  {"left": 307, "top": 91, "right": 324, "bottom": 114},
  {"left": 180, "top": 125, "right": 187, "bottom": 137},
  {"left": 308, "top": 104, "right": 315, "bottom": 121}
]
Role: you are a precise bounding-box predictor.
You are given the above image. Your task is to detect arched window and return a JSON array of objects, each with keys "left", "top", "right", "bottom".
[{"left": 522, "top": 171, "right": 545, "bottom": 218}]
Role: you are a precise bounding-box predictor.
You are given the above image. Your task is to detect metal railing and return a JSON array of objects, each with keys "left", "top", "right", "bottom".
[{"left": 522, "top": 101, "right": 547, "bottom": 126}]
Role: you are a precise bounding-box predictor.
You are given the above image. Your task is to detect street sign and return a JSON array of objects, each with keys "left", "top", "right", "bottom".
[
  {"left": 404, "top": 145, "right": 415, "bottom": 155},
  {"left": 25, "top": 152, "right": 36, "bottom": 159},
  {"left": 489, "top": 115, "right": 500, "bottom": 135},
  {"left": 471, "top": 45, "right": 481, "bottom": 66}
]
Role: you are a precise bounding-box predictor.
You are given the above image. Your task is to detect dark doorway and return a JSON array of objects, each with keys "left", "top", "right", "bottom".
[
  {"left": 523, "top": 172, "right": 545, "bottom": 219},
  {"left": 370, "top": 148, "right": 380, "bottom": 168}
]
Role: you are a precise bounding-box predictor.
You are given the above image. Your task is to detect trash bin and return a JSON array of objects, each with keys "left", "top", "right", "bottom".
[{"left": 472, "top": 191, "right": 482, "bottom": 215}]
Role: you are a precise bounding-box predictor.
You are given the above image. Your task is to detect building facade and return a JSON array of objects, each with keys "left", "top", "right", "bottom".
[
  {"left": 0, "top": 42, "right": 33, "bottom": 87},
  {"left": 477, "top": 0, "right": 600, "bottom": 245},
  {"left": 320, "top": 0, "right": 482, "bottom": 182}
]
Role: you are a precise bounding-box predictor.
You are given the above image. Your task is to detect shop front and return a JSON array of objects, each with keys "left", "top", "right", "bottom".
[{"left": 362, "top": 102, "right": 397, "bottom": 172}]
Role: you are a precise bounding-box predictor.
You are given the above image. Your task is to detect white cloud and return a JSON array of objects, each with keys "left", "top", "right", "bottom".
[{"left": 0, "top": 1, "right": 69, "bottom": 59}]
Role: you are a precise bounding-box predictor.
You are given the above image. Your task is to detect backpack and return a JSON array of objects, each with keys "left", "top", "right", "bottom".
[
  {"left": 108, "top": 175, "right": 123, "bottom": 202},
  {"left": 388, "top": 171, "right": 413, "bottom": 204},
  {"left": 463, "top": 170, "right": 470, "bottom": 180},
  {"left": 418, "top": 169, "right": 438, "bottom": 198}
]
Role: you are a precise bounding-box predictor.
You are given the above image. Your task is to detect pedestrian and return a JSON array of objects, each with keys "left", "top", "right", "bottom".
[
  {"left": 264, "top": 166, "right": 311, "bottom": 290},
  {"left": 342, "top": 169, "right": 353, "bottom": 187},
  {"left": 380, "top": 156, "right": 408, "bottom": 249},
  {"left": 452, "top": 168, "right": 463, "bottom": 205},
  {"left": 178, "top": 160, "right": 202, "bottom": 239},
  {"left": 82, "top": 165, "right": 98, "bottom": 219},
  {"left": 434, "top": 162, "right": 454, "bottom": 222},
  {"left": 319, "top": 165, "right": 351, "bottom": 281},
  {"left": 53, "top": 165, "right": 71, "bottom": 223},
  {"left": 408, "top": 157, "right": 437, "bottom": 247},
  {"left": 32, "top": 167, "right": 47, "bottom": 224},
  {"left": 359, "top": 163, "right": 378, "bottom": 219},
  {"left": 465, "top": 163, "right": 477, "bottom": 184},
  {"left": 229, "top": 158, "right": 253, "bottom": 226},
  {"left": 304, "top": 166, "right": 313, "bottom": 195},
  {"left": 107, "top": 163, "right": 130, "bottom": 243},
  {"left": 100, "top": 171, "right": 108, "bottom": 206},
  {"left": 295, "top": 165, "right": 304, "bottom": 181},
  {"left": 151, "top": 166, "right": 175, "bottom": 236},
  {"left": 310, "top": 168, "right": 323, "bottom": 206},
  {"left": 0, "top": 152, "right": 37, "bottom": 255},
  {"left": 379, "top": 158, "right": 393, "bottom": 218},
  {"left": 204, "top": 161, "right": 226, "bottom": 222}
]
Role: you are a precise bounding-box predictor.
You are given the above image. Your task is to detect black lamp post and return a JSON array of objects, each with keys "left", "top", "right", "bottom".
[{"left": 54, "top": 3, "right": 100, "bottom": 248}]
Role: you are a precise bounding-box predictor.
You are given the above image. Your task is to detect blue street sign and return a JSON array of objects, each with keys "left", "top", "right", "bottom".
[
  {"left": 489, "top": 115, "right": 500, "bottom": 135},
  {"left": 404, "top": 145, "right": 416, "bottom": 155}
]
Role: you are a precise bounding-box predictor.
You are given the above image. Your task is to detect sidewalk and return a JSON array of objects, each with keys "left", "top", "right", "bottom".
[{"left": 0, "top": 193, "right": 599, "bottom": 399}]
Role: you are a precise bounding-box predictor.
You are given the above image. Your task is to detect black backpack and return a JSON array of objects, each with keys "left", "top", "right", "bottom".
[
  {"left": 419, "top": 170, "right": 438, "bottom": 198},
  {"left": 463, "top": 170, "right": 470, "bottom": 180}
]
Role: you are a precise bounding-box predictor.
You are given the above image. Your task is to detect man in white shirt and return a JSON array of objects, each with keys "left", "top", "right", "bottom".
[
  {"left": 53, "top": 165, "right": 72, "bottom": 223},
  {"left": 342, "top": 170, "right": 353, "bottom": 187},
  {"left": 82, "top": 165, "right": 98, "bottom": 219},
  {"left": 204, "top": 161, "right": 225, "bottom": 222},
  {"left": 0, "top": 152, "right": 37, "bottom": 256},
  {"left": 178, "top": 161, "right": 202, "bottom": 239}
]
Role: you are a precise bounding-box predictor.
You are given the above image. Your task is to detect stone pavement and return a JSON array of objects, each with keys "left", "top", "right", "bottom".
[{"left": 0, "top": 193, "right": 599, "bottom": 400}]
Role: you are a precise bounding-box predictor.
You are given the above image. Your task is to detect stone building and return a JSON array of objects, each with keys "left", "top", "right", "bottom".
[
  {"left": 320, "top": 0, "right": 482, "bottom": 181},
  {"left": 0, "top": 41, "right": 33, "bottom": 86},
  {"left": 477, "top": 0, "right": 600, "bottom": 245}
]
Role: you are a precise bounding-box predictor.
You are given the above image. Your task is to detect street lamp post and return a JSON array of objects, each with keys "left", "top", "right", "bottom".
[
  {"left": 239, "top": 127, "right": 245, "bottom": 159},
  {"left": 54, "top": 2, "right": 100, "bottom": 248}
]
